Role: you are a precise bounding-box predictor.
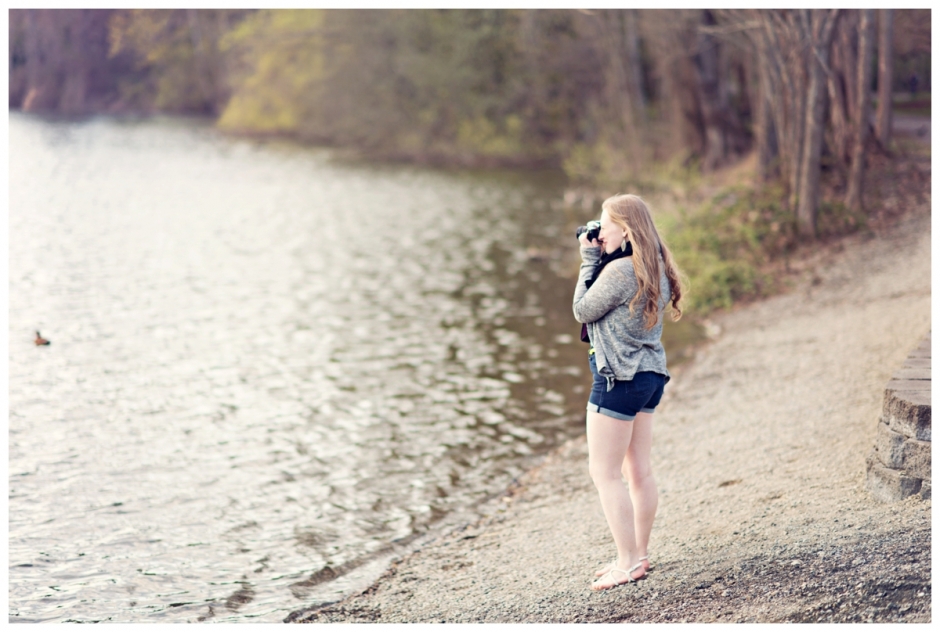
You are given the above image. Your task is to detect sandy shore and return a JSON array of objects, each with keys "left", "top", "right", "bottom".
[{"left": 294, "top": 181, "right": 931, "bottom": 623}]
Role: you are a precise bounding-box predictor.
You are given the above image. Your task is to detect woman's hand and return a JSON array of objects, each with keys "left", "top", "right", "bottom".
[{"left": 579, "top": 231, "right": 601, "bottom": 249}]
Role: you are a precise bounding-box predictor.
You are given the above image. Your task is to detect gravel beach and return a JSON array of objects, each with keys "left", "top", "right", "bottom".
[{"left": 294, "top": 183, "right": 931, "bottom": 623}]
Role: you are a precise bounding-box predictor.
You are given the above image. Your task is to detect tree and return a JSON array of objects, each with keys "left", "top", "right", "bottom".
[
  {"left": 795, "top": 9, "right": 839, "bottom": 238},
  {"left": 216, "top": 9, "right": 327, "bottom": 136},
  {"left": 750, "top": 10, "right": 810, "bottom": 209},
  {"left": 569, "top": 9, "right": 650, "bottom": 170},
  {"left": 826, "top": 11, "right": 858, "bottom": 174},
  {"left": 690, "top": 10, "right": 750, "bottom": 170},
  {"left": 844, "top": 9, "right": 875, "bottom": 214},
  {"left": 874, "top": 9, "right": 893, "bottom": 149},
  {"left": 8, "top": 9, "right": 130, "bottom": 114},
  {"left": 640, "top": 9, "right": 751, "bottom": 169},
  {"left": 108, "top": 9, "right": 245, "bottom": 114}
]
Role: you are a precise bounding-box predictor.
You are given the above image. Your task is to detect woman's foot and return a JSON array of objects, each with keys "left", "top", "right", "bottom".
[
  {"left": 591, "top": 562, "right": 646, "bottom": 590},
  {"left": 594, "top": 555, "right": 651, "bottom": 577}
]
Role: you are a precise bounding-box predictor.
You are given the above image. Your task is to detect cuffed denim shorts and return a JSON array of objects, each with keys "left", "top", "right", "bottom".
[{"left": 587, "top": 353, "right": 666, "bottom": 421}]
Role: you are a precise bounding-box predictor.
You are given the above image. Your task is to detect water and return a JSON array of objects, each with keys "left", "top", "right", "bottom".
[{"left": 7, "top": 113, "right": 702, "bottom": 622}]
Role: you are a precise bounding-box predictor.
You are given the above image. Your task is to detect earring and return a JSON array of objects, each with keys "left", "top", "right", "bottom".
[{"left": 621, "top": 240, "right": 628, "bottom": 252}]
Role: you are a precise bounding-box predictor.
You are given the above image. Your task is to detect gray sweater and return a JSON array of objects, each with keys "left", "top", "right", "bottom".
[{"left": 572, "top": 244, "right": 671, "bottom": 390}]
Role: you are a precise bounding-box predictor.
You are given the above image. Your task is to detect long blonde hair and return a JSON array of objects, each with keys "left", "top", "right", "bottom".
[{"left": 602, "top": 194, "right": 683, "bottom": 329}]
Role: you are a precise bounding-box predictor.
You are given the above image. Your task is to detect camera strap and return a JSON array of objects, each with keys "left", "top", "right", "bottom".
[{"left": 580, "top": 243, "right": 632, "bottom": 344}]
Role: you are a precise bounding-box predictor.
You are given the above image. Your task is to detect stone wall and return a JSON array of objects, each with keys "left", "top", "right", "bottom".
[{"left": 866, "top": 331, "right": 931, "bottom": 501}]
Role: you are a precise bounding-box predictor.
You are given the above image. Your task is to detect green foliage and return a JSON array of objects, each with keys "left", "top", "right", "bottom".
[
  {"left": 109, "top": 9, "right": 242, "bottom": 114},
  {"left": 815, "top": 198, "right": 868, "bottom": 238},
  {"left": 657, "top": 185, "right": 797, "bottom": 315},
  {"left": 159, "top": 9, "right": 603, "bottom": 164},
  {"left": 564, "top": 140, "right": 702, "bottom": 199},
  {"left": 456, "top": 114, "right": 525, "bottom": 158},
  {"left": 217, "top": 10, "right": 326, "bottom": 134}
]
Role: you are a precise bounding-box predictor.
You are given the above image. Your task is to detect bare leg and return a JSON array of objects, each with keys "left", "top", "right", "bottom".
[
  {"left": 586, "top": 410, "right": 645, "bottom": 589},
  {"left": 594, "top": 411, "right": 657, "bottom": 576},
  {"left": 623, "top": 411, "right": 657, "bottom": 567}
]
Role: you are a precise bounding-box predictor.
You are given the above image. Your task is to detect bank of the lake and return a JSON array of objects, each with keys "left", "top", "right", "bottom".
[{"left": 297, "top": 177, "right": 931, "bottom": 622}]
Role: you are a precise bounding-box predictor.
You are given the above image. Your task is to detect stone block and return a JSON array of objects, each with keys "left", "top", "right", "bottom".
[
  {"left": 902, "top": 358, "right": 931, "bottom": 370},
  {"left": 883, "top": 388, "right": 931, "bottom": 441},
  {"left": 920, "top": 481, "right": 931, "bottom": 501},
  {"left": 908, "top": 348, "right": 931, "bottom": 358},
  {"left": 866, "top": 453, "right": 923, "bottom": 502},
  {"left": 872, "top": 420, "right": 906, "bottom": 468},
  {"left": 900, "top": 438, "right": 932, "bottom": 480},
  {"left": 891, "top": 367, "right": 931, "bottom": 381},
  {"left": 885, "top": 379, "right": 932, "bottom": 392}
]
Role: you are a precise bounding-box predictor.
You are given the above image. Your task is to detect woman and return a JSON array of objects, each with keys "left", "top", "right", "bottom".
[{"left": 572, "top": 194, "right": 683, "bottom": 590}]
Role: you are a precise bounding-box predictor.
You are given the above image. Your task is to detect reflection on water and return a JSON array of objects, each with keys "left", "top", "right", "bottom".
[{"left": 8, "top": 113, "right": 703, "bottom": 622}]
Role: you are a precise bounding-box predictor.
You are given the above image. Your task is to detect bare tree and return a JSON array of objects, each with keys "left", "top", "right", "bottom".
[
  {"left": 874, "top": 9, "right": 893, "bottom": 149},
  {"left": 753, "top": 52, "right": 779, "bottom": 181},
  {"left": 826, "top": 11, "right": 858, "bottom": 173},
  {"left": 845, "top": 9, "right": 875, "bottom": 213},
  {"left": 691, "top": 10, "right": 743, "bottom": 169},
  {"left": 21, "top": 9, "right": 61, "bottom": 111},
  {"left": 640, "top": 10, "right": 703, "bottom": 160},
  {"left": 591, "top": 9, "right": 647, "bottom": 167},
  {"left": 795, "top": 9, "right": 839, "bottom": 238},
  {"left": 623, "top": 10, "right": 647, "bottom": 117},
  {"left": 750, "top": 10, "right": 810, "bottom": 209}
]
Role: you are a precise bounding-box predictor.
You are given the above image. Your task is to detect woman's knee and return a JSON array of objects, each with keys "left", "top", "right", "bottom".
[
  {"left": 589, "top": 458, "right": 625, "bottom": 486},
  {"left": 622, "top": 457, "right": 652, "bottom": 486}
]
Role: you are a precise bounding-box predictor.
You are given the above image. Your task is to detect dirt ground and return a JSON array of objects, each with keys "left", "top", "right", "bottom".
[{"left": 292, "top": 126, "right": 932, "bottom": 624}]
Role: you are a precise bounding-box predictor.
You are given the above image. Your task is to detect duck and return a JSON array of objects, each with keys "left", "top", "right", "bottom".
[{"left": 34, "top": 331, "right": 50, "bottom": 346}]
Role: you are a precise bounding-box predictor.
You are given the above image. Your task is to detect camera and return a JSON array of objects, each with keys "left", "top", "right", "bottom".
[{"left": 576, "top": 220, "right": 601, "bottom": 243}]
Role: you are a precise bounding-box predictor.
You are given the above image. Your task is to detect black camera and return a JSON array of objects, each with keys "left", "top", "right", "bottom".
[{"left": 576, "top": 220, "right": 601, "bottom": 243}]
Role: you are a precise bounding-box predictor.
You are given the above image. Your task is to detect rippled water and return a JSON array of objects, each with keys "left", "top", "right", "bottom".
[{"left": 8, "top": 113, "right": 623, "bottom": 622}]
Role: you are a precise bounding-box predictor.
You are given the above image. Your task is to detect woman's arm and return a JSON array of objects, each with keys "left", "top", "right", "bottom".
[{"left": 572, "top": 250, "right": 634, "bottom": 324}]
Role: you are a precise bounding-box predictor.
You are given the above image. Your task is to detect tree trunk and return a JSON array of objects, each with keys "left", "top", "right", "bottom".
[
  {"left": 59, "top": 10, "right": 90, "bottom": 114},
  {"left": 186, "top": 9, "right": 216, "bottom": 114},
  {"left": 826, "top": 11, "right": 852, "bottom": 170},
  {"left": 692, "top": 10, "right": 747, "bottom": 170},
  {"left": 623, "top": 10, "right": 646, "bottom": 118},
  {"left": 796, "top": 9, "right": 839, "bottom": 238},
  {"left": 845, "top": 9, "right": 875, "bottom": 213},
  {"left": 753, "top": 10, "right": 805, "bottom": 207},
  {"left": 643, "top": 11, "right": 700, "bottom": 160},
  {"left": 754, "top": 50, "right": 779, "bottom": 181},
  {"left": 788, "top": 11, "right": 811, "bottom": 212},
  {"left": 691, "top": 11, "right": 726, "bottom": 169},
  {"left": 836, "top": 12, "right": 858, "bottom": 124},
  {"left": 874, "top": 9, "right": 893, "bottom": 149},
  {"left": 22, "top": 9, "right": 67, "bottom": 112}
]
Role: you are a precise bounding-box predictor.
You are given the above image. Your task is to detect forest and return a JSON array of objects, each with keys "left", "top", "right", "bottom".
[{"left": 8, "top": 9, "right": 932, "bottom": 313}]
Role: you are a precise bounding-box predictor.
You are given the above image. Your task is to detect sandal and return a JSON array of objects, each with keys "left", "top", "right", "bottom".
[
  {"left": 591, "top": 562, "right": 646, "bottom": 590},
  {"left": 595, "top": 555, "right": 653, "bottom": 577}
]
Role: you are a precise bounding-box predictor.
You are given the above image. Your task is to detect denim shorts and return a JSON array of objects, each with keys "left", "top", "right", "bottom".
[{"left": 587, "top": 353, "right": 666, "bottom": 421}]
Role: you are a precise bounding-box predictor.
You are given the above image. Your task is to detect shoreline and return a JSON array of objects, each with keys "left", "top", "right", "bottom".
[{"left": 293, "top": 199, "right": 931, "bottom": 623}]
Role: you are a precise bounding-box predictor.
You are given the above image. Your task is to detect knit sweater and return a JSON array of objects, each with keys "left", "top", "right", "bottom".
[{"left": 572, "top": 244, "right": 671, "bottom": 390}]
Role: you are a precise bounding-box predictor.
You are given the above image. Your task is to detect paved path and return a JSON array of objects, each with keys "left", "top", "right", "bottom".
[{"left": 892, "top": 113, "right": 930, "bottom": 141}]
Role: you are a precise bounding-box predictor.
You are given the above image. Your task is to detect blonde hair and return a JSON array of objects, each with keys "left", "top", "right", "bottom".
[{"left": 601, "top": 194, "right": 683, "bottom": 329}]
